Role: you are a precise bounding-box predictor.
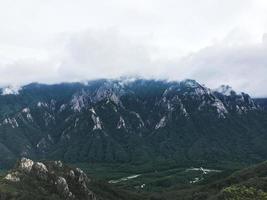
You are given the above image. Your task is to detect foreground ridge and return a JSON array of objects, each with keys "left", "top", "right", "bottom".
[{"left": 2, "top": 158, "right": 97, "bottom": 200}]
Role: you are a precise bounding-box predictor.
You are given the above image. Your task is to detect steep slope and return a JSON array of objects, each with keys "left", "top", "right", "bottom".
[{"left": 0, "top": 79, "right": 266, "bottom": 168}]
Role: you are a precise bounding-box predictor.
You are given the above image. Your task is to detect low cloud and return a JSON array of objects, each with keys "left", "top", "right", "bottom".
[
  {"left": 57, "top": 29, "right": 154, "bottom": 81},
  {"left": 0, "top": 29, "right": 267, "bottom": 97},
  {"left": 175, "top": 40, "right": 267, "bottom": 97}
]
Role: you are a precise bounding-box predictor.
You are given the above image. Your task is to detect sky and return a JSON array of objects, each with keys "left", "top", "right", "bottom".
[{"left": 0, "top": 0, "right": 267, "bottom": 97}]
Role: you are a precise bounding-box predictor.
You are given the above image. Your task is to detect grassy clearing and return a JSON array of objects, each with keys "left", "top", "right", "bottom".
[{"left": 74, "top": 162, "right": 223, "bottom": 193}]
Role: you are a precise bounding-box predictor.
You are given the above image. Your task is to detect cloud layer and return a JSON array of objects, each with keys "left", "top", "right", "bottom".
[{"left": 0, "top": 0, "right": 267, "bottom": 97}]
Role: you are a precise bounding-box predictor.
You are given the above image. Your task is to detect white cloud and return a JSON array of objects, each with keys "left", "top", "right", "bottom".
[
  {"left": 173, "top": 39, "right": 267, "bottom": 97},
  {"left": 57, "top": 29, "right": 154, "bottom": 81},
  {"left": 0, "top": 0, "right": 267, "bottom": 96}
]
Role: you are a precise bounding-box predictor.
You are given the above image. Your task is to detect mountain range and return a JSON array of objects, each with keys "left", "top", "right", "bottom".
[{"left": 0, "top": 78, "right": 267, "bottom": 168}]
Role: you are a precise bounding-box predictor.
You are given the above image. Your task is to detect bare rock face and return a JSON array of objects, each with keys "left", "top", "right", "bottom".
[
  {"left": 75, "top": 168, "right": 90, "bottom": 184},
  {"left": 31, "top": 162, "right": 49, "bottom": 181},
  {"left": 69, "top": 170, "right": 75, "bottom": 179},
  {"left": 54, "top": 160, "right": 63, "bottom": 168},
  {"left": 4, "top": 172, "right": 20, "bottom": 182},
  {"left": 72, "top": 168, "right": 96, "bottom": 199},
  {"left": 3, "top": 158, "right": 97, "bottom": 200},
  {"left": 18, "top": 157, "right": 34, "bottom": 173},
  {"left": 56, "top": 176, "right": 74, "bottom": 200}
]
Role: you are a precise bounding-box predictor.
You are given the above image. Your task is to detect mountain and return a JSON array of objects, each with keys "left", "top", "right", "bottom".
[
  {"left": 0, "top": 78, "right": 267, "bottom": 168},
  {"left": 0, "top": 157, "right": 141, "bottom": 200}
]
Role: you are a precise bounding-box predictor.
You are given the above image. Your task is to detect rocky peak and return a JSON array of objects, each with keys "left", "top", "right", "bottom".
[
  {"left": 213, "top": 86, "right": 259, "bottom": 113},
  {"left": 3, "top": 158, "right": 97, "bottom": 200},
  {"left": 71, "top": 90, "right": 88, "bottom": 112},
  {"left": 180, "top": 79, "right": 201, "bottom": 88},
  {"left": 92, "top": 80, "right": 124, "bottom": 105},
  {"left": 70, "top": 81, "right": 125, "bottom": 112},
  {"left": 177, "top": 79, "right": 212, "bottom": 97},
  {"left": 18, "top": 157, "right": 34, "bottom": 173}
]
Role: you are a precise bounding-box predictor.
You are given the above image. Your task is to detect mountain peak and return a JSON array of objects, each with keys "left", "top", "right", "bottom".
[{"left": 180, "top": 79, "right": 201, "bottom": 88}]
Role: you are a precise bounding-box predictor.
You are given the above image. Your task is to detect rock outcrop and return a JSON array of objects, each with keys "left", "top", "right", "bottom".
[{"left": 3, "top": 158, "right": 97, "bottom": 200}]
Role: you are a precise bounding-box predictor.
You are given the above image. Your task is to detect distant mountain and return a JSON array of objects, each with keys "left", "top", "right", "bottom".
[{"left": 0, "top": 79, "right": 267, "bottom": 168}]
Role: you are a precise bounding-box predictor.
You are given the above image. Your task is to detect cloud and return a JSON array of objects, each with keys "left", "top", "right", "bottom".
[
  {"left": 0, "top": 58, "right": 58, "bottom": 86},
  {"left": 174, "top": 38, "right": 267, "bottom": 97},
  {"left": 0, "top": 0, "right": 267, "bottom": 96},
  {"left": 0, "top": 28, "right": 267, "bottom": 97},
  {"left": 56, "top": 28, "right": 267, "bottom": 97},
  {"left": 57, "top": 29, "right": 154, "bottom": 81}
]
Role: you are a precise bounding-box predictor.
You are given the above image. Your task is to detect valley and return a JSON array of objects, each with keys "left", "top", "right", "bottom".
[{"left": 76, "top": 161, "right": 225, "bottom": 192}]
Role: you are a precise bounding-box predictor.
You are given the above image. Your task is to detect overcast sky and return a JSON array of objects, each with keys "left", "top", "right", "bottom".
[{"left": 0, "top": 0, "right": 267, "bottom": 96}]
